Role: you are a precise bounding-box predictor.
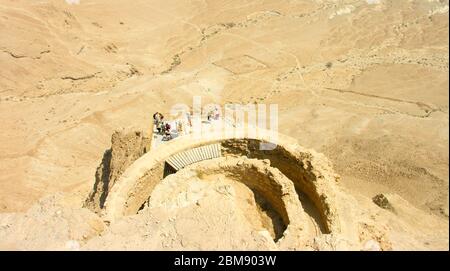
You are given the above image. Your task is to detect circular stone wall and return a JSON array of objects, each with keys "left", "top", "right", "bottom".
[
  {"left": 103, "top": 130, "right": 346, "bottom": 240},
  {"left": 150, "top": 156, "right": 318, "bottom": 246}
]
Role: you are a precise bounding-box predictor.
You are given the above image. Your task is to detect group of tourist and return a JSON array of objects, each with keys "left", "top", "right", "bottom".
[
  {"left": 153, "top": 112, "right": 172, "bottom": 140},
  {"left": 153, "top": 108, "right": 220, "bottom": 141},
  {"left": 207, "top": 107, "right": 220, "bottom": 121}
]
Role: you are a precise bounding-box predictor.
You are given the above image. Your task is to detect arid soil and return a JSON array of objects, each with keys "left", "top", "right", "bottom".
[{"left": 0, "top": 0, "right": 448, "bottom": 250}]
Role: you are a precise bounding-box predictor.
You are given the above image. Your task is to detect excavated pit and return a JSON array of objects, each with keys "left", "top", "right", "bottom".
[
  {"left": 141, "top": 156, "right": 311, "bottom": 242},
  {"left": 221, "top": 139, "right": 336, "bottom": 233}
]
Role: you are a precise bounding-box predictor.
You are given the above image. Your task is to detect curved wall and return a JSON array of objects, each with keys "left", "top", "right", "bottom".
[{"left": 103, "top": 130, "right": 342, "bottom": 234}]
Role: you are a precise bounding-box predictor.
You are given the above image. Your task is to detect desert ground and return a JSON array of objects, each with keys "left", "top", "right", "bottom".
[{"left": 0, "top": 0, "right": 448, "bottom": 250}]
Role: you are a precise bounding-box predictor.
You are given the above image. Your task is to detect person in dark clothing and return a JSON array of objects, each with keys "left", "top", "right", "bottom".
[{"left": 163, "top": 122, "right": 172, "bottom": 141}]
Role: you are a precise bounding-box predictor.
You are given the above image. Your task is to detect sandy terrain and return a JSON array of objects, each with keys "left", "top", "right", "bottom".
[{"left": 0, "top": 0, "right": 448, "bottom": 250}]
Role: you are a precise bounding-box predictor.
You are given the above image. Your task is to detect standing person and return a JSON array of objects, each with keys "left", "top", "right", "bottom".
[
  {"left": 207, "top": 109, "right": 214, "bottom": 121},
  {"left": 177, "top": 120, "right": 183, "bottom": 135},
  {"left": 183, "top": 111, "right": 192, "bottom": 135},
  {"left": 214, "top": 107, "right": 220, "bottom": 120},
  {"left": 164, "top": 122, "right": 172, "bottom": 140},
  {"left": 186, "top": 111, "right": 192, "bottom": 127},
  {"left": 153, "top": 112, "right": 161, "bottom": 133},
  {"left": 154, "top": 112, "right": 164, "bottom": 123},
  {"left": 158, "top": 121, "right": 165, "bottom": 135},
  {"left": 156, "top": 123, "right": 161, "bottom": 134},
  {"left": 154, "top": 112, "right": 165, "bottom": 134}
]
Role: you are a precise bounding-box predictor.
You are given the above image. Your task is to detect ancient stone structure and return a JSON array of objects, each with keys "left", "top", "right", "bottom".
[{"left": 92, "top": 129, "right": 359, "bottom": 249}]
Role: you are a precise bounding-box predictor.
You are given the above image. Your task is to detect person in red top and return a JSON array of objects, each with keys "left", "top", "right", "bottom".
[{"left": 164, "top": 122, "right": 172, "bottom": 140}]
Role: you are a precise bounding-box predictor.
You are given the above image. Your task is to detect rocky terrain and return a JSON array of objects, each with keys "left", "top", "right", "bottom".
[{"left": 0, "top": 0, "right": 448, "bottom": 250}]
